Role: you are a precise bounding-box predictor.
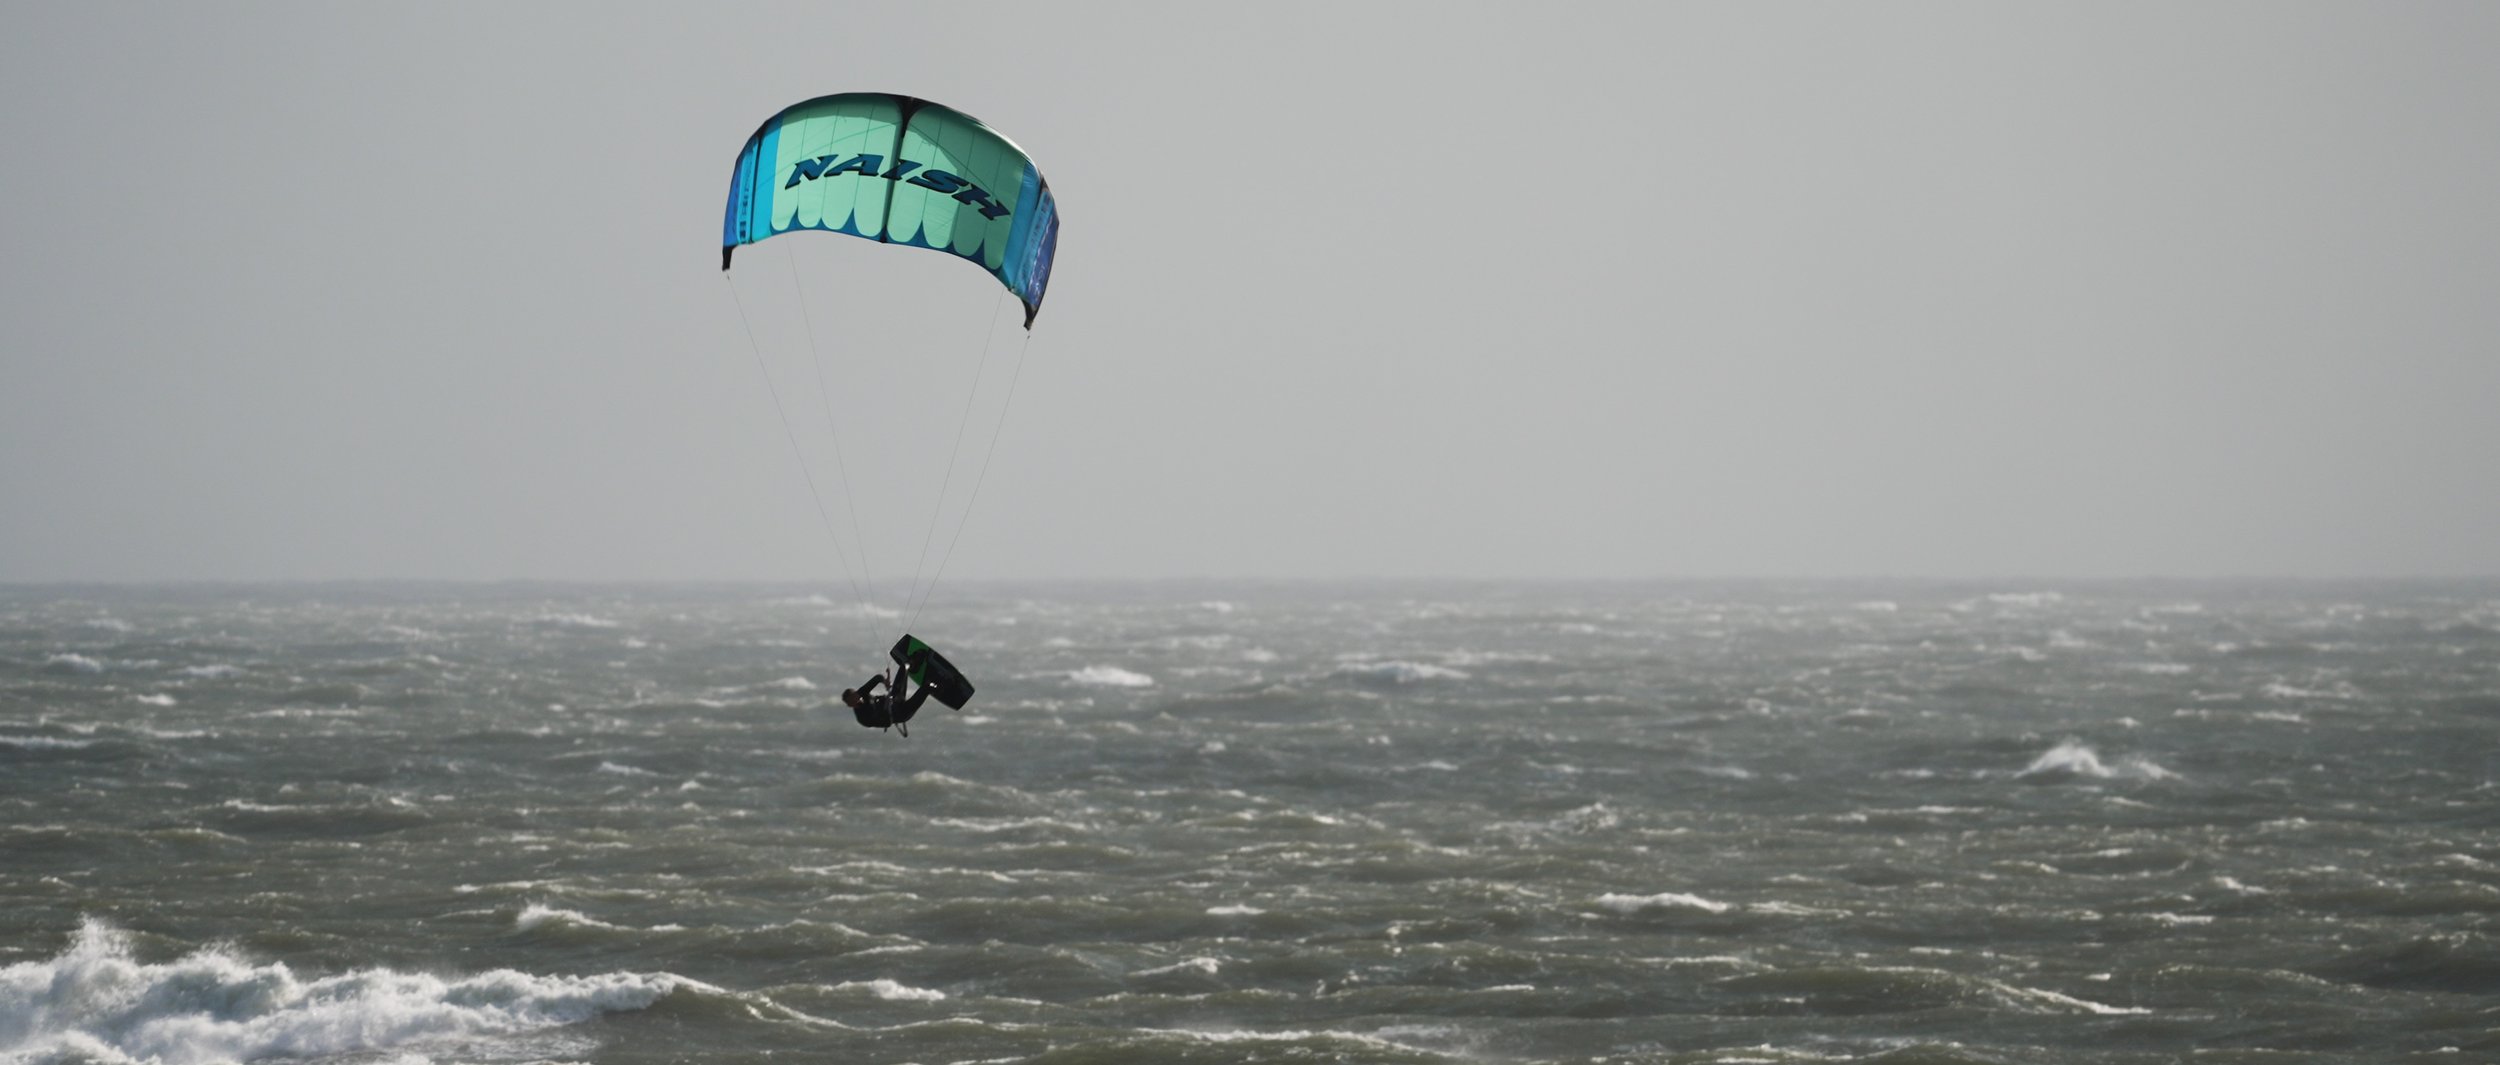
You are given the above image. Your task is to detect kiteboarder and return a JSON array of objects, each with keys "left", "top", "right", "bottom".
[{"left": 842, "top": 669, "right": 934, "bottom": 736}]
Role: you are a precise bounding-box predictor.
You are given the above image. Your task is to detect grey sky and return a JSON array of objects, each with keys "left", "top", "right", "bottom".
[{"left": 4, "top": 2, "right": 2495, "bottom": 584}]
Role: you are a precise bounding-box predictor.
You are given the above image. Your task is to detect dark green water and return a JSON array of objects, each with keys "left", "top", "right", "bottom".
[{"left": 4, "top": 582, "right": 2497, "bottom": 1064}]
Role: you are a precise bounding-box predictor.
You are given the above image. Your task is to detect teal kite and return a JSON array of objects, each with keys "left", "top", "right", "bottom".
[{"left": 722, "top": 93, "right": 1060, "bottom": 327}]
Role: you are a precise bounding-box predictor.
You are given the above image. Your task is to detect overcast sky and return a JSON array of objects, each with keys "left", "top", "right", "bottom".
[{"left": 3, "top": 2, "right": 2495, "bottom": 586}]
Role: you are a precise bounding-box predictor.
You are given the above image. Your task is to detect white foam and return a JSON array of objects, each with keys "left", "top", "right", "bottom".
[
  {"left": 2262, "top": 681, "right": 2354, "bottom": 701},
  {"left": 44, "top": 653, "right": 105, "bottom": 674},
  {"left": 535, "top": 613, "right": 619, "bottom": 630},
  {"left": 1987, "top": 591, "right": 2065, "bottom": 608},
  {"left": 1067, "top": 666, "right": 1154, "bottom": 688},
  {"left": 179, "top": 664, "right": 244, "bottom": 679},
  {"left": 133, "top": 694, "right": 177, "bottom": 707},
  {"left": 1985, "top": 978, "right": 2150, "bottom": 1015},
  {"left": 1206, "top": 904, "right": 1264, "bottom": 916},
  {"left": 1440, "top": 650, "right": 1554, "bottom": 668},
  {"left": 0, "top": 919, "right": 684, "bottom": 1065},
  {"left": 515, "top": 904, "right": 620, "bottom": 931},
  {"left": 1133, "top": 957, "right": 1222, "bottom": 979},
  {"left": 832, "top": 978, "right": 946, "bottom": 1002},
  {"left": 0, "top": 735, "right": 96, "bottom": 750},
  {"left": 1595, "top": 892, "right": 1734, "bottom": 915},
  {"left": 1333, "top": 660, "right": 1469, "bottom": 683},
  {"left": 760, "top": 676, "right": 818, "bottom": 691},
  {"left": 1552, "top": 804, "right": 1619, "bottom": 832},
  {"left": 2146, "top": 913, "right": 2214, "bottom": 926},
  {"left": 595, "top": 762, "right": 658, "bottom": 777},
  {"left": 2019, "top": 741, "right": 2177, "bottom": 781}
]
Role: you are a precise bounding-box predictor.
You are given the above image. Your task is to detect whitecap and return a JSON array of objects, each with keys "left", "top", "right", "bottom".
[
  {"left": 0, "top": 735, "right": 97, "bottom": 750},
  {"left": 44, "top": 653, "right": 105, "bottom": 674},
  {"left": 1595, "top": 891, "right": 1734, "bottom": 915},
  {"left": 2019, "top": 741, "right": 2176, "bottom": 782},
  {"left": 1068, "top": 665, "right": 1154, "bottom": 688},
  {"left": 1133, "top": 957, "right": 1222, "bottom": 978},
  {"left": 1987, "top": 591, "right": 2066, "bottom": 608},
  {"left": 833, "top": 978, "right": 946, "bottom": 1002},
  {"left": 1985, "top": 978, "right": 2150, "bottom": 1015},
  {"left": 1333, "top": 660, "right": 1469, "bottom": 684},
  {"left": 1, "top": 918, "right": 685, "bottom": 1065},
  {"left": 515, "top": 904, "right": 621, "bottom": 931}
]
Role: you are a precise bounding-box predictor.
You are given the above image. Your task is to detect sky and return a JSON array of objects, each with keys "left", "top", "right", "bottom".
[{"left": 3, "top": 2, "right": 2496, "bottom": 586}]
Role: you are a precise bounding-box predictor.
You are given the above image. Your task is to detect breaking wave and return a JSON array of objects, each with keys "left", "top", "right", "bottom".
[{"left": 0, "top": 919, "right": 688, "bottom": 1065}]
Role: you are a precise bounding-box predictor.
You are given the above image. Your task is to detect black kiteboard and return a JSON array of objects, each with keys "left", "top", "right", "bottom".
[{"left": 890, "top": 634, "right": 976, "bottom": 710}]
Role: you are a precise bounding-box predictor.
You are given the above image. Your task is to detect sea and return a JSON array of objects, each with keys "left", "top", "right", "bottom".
[{"left": 4, "top": 580, "right": 2497, "bottom": 1065}]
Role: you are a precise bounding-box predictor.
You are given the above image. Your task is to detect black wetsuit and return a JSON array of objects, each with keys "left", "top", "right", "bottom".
[{"left": 850, "top": 672, "right": 932, "bottom": 731}]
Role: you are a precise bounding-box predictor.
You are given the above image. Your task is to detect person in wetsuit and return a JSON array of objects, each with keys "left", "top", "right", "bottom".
[{"left": 841, "top": 669, "right": 934, "bottom": 736}]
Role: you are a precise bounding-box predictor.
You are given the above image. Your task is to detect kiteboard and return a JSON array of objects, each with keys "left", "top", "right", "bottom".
[{"left": 890, "top": 634, "right": 976, "bottom": 710}]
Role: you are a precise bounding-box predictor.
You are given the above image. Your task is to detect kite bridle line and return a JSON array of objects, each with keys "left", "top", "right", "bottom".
[
  {"left": 901, "top": 321, "right": 1034, "bottom": 645},
  {"left": 723, "top": 272, "right": 884, "bottom": 652},
  {"left": 786, "top": 241, "right": 880, "bottom": 616},
  {"left": 896, "top": 286, "right": 1017, "bottom": 646}
]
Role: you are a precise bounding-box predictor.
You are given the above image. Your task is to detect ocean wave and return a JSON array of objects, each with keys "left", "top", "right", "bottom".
[
  {"left": 1986, "top": 591, "right": 2066, "bottom": 608},
  {"left": 1333, "top": 660, "right": 1470, "bottom": 684},
  {"left": 177, "top": 664, "right": 245, "bottom": 679},
  {"left": 1067, "top": 665, "right": 1154, "bottom": 688},
  {"left": 43, "top": 653, "right": 105, "bottom": 674},
  {"left": 0, "top": 919, "right": 687, "bottom": 1065},
  {"left": 0, "top": 735, "right": 97, "bottom": 750},
  {"left": 1131, "top": 956, "right": 1222, "bottom": 979},
  {"left": 515, "top": 903, "right": 627, "bottom": 932},
  {"left": 1596, "top": 891, "right": 1734, "bottom": 915},
  {"left": 596, "top": 761, "right": 659, "bottom": 777},
  {"left": 2017, "top": 741, "right": 2177, "bottom": 782},
  {"left": 831, "top": 978, "right": 946, "bottom": 1002}
]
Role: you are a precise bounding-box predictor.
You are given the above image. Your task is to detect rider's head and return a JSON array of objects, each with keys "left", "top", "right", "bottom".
[{"left": 840, "top": 688, "right": 862, "bottom": 708}]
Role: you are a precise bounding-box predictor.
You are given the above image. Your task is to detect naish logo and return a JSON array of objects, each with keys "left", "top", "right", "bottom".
[{"left": 784, "top": 154, "right": 1012, "bottom": 220}]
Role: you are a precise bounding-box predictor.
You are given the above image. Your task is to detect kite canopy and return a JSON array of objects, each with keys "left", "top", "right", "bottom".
[{"left": 722, "top": 93, "right": 1060, "bottom": 327}]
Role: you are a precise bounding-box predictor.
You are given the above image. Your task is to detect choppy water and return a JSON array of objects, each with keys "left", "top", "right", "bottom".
[{"left": 5, "top": 581, "right": 2499, "bottom": 1064}]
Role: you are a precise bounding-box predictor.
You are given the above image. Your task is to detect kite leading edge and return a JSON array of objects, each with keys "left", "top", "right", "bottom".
[{"left": 721, "top": 92, "right": 1060, "bottom": 328}]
